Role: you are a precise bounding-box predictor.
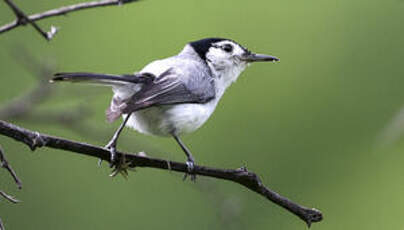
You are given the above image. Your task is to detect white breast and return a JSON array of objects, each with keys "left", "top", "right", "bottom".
[{"left": 124, "top": 97, "right": 218, "bottom": 136}]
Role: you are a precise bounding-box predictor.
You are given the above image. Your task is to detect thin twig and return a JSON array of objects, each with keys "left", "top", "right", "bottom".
[
  {"left": 0, "top": 0, "right": 139, "bottom": 38},
  {"left": 0, "top": 217, "right": 4, "bottom": 230},
  {"left": 0, "top": 146, "right": 21, "bottom": 230},
  {"left": 0, "top": 120, "right": 323, "bottom": 226},
  {"left": 3, "top": 0, "right": 57, "bottom": 40},
  {"left": 0, "top": 191, "right": 20, "bottom": 204},
  {"left": 0, "top": 145, "right": 22, "bottom": 189}
]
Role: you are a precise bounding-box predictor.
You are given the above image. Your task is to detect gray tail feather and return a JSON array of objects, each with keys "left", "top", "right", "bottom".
[{"left": 51, "top": 72, "right": 155, "bottom": 86}]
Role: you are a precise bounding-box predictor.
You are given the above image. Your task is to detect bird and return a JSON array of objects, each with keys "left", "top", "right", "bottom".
[{"left": 51, "top": 37, "right": 279, "bottom": 180}]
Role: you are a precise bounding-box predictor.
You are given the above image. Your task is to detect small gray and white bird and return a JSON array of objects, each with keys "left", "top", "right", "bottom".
[{"left": 52, "top": 38, "right": 279, "bottom": 179}]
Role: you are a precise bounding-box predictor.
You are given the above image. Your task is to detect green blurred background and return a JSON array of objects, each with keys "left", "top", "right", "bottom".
[{"left": 1, "top": 0, "right": 404, "bottom": 229}]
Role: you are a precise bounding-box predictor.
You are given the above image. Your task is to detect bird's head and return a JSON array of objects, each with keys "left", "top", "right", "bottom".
[{"left": 189, "top": 38, "right": 279, "bottom": 77}]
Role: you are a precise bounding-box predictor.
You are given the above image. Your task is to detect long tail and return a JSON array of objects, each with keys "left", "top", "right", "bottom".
[
  {"left": 51, "top": 72, "right": 155, "bottom": 123},
  {"left": 51, "top": 72, "right": 154, "bottom": 86}
]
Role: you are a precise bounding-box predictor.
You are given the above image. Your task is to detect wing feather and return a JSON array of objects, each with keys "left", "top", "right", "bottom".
[{"left": 123, "top": 67, "right": 216, "bottom": 113}]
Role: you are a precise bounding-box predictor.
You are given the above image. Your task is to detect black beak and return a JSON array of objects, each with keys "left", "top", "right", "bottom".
[{"left": 241, "top": 53, "right": 280, "bottom": 63}]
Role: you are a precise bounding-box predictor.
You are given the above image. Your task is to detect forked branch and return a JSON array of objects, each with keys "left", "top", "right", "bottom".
[
  {"left": 0, "top": 120, "right": 322, "bottom": 226},
  {"left": 0, "top": 0, "right": 139, "bottom": 39},
  {"left": 0, "top": 144, "right": 22, "bottom": 230},
  {"left": 0, "top": 145, "right": 22, "bottom": 189},
  {"left": 3, "top": 0, "right": 58, "bottom": 40}
]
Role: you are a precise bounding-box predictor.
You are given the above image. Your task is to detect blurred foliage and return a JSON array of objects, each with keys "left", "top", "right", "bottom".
[{"left": 1, "top": 0, "right": 404, "bottom": 229}]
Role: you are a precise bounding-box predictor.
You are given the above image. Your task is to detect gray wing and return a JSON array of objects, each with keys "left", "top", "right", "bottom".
[{"left": 123, "top": 67, "right": 216, "bottom": 113}]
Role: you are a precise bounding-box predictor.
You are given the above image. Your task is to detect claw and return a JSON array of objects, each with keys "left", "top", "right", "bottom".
[
  {"left": 104, "top": 146, "right": 133, "bottom": 178},
  {"left": 109, "top": 154, "right": 131, "bottom": 178}
]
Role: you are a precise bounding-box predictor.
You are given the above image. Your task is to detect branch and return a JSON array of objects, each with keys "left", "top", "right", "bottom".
[
  {"left": 0, "top": 145, "right": 22, "bottom": 189},
  {"left": 0, "top": 191, "right": 20, "bottom": 204},
  {"left": 3, "top": 0, "right": 57, "bottom": 40},
  {"left": 0, "top": 120, "right": 322, "bottom": 226},
  {"left": 0, "top": 145, "right": 21, "bottom": 230},
  {"left": 0, "top": 0, "right": 139, "bottom": 39}
]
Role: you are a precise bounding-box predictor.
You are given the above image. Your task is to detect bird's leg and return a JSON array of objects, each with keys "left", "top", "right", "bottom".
[
  {"left": 99, "top": 113, "right": 132, "bottom": 167},
  {"left": 172, "top": 134, "right": 196, "bottom": 181}
]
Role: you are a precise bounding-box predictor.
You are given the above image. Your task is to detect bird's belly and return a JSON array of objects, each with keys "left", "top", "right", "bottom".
[{"left": 125, "top": 102, "right": 216, "bottom": 137}]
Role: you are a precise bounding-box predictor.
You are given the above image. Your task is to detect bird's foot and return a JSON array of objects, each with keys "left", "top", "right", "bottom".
[
  {"left": 182, "top": 159, "right": 196, "bottom": 182},
  {"left": 109, "top": 154, "right": 132, "bottom": 178},
  {"left": 104, "top": 140, "right": 118, "bottom": 167},
  {"left": 98, "top": 141, "right": 116, "bottom": 168},
  {"left": 98, "top": 141, "right": 119, "bottom": 167},
  {"left": 98, "top": 141, "right": 133, "bottom": 178}
]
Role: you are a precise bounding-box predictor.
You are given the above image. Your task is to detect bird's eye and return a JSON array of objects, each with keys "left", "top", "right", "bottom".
[{"left": 222, "top": 44, "right": 233, "bottom": 53}]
